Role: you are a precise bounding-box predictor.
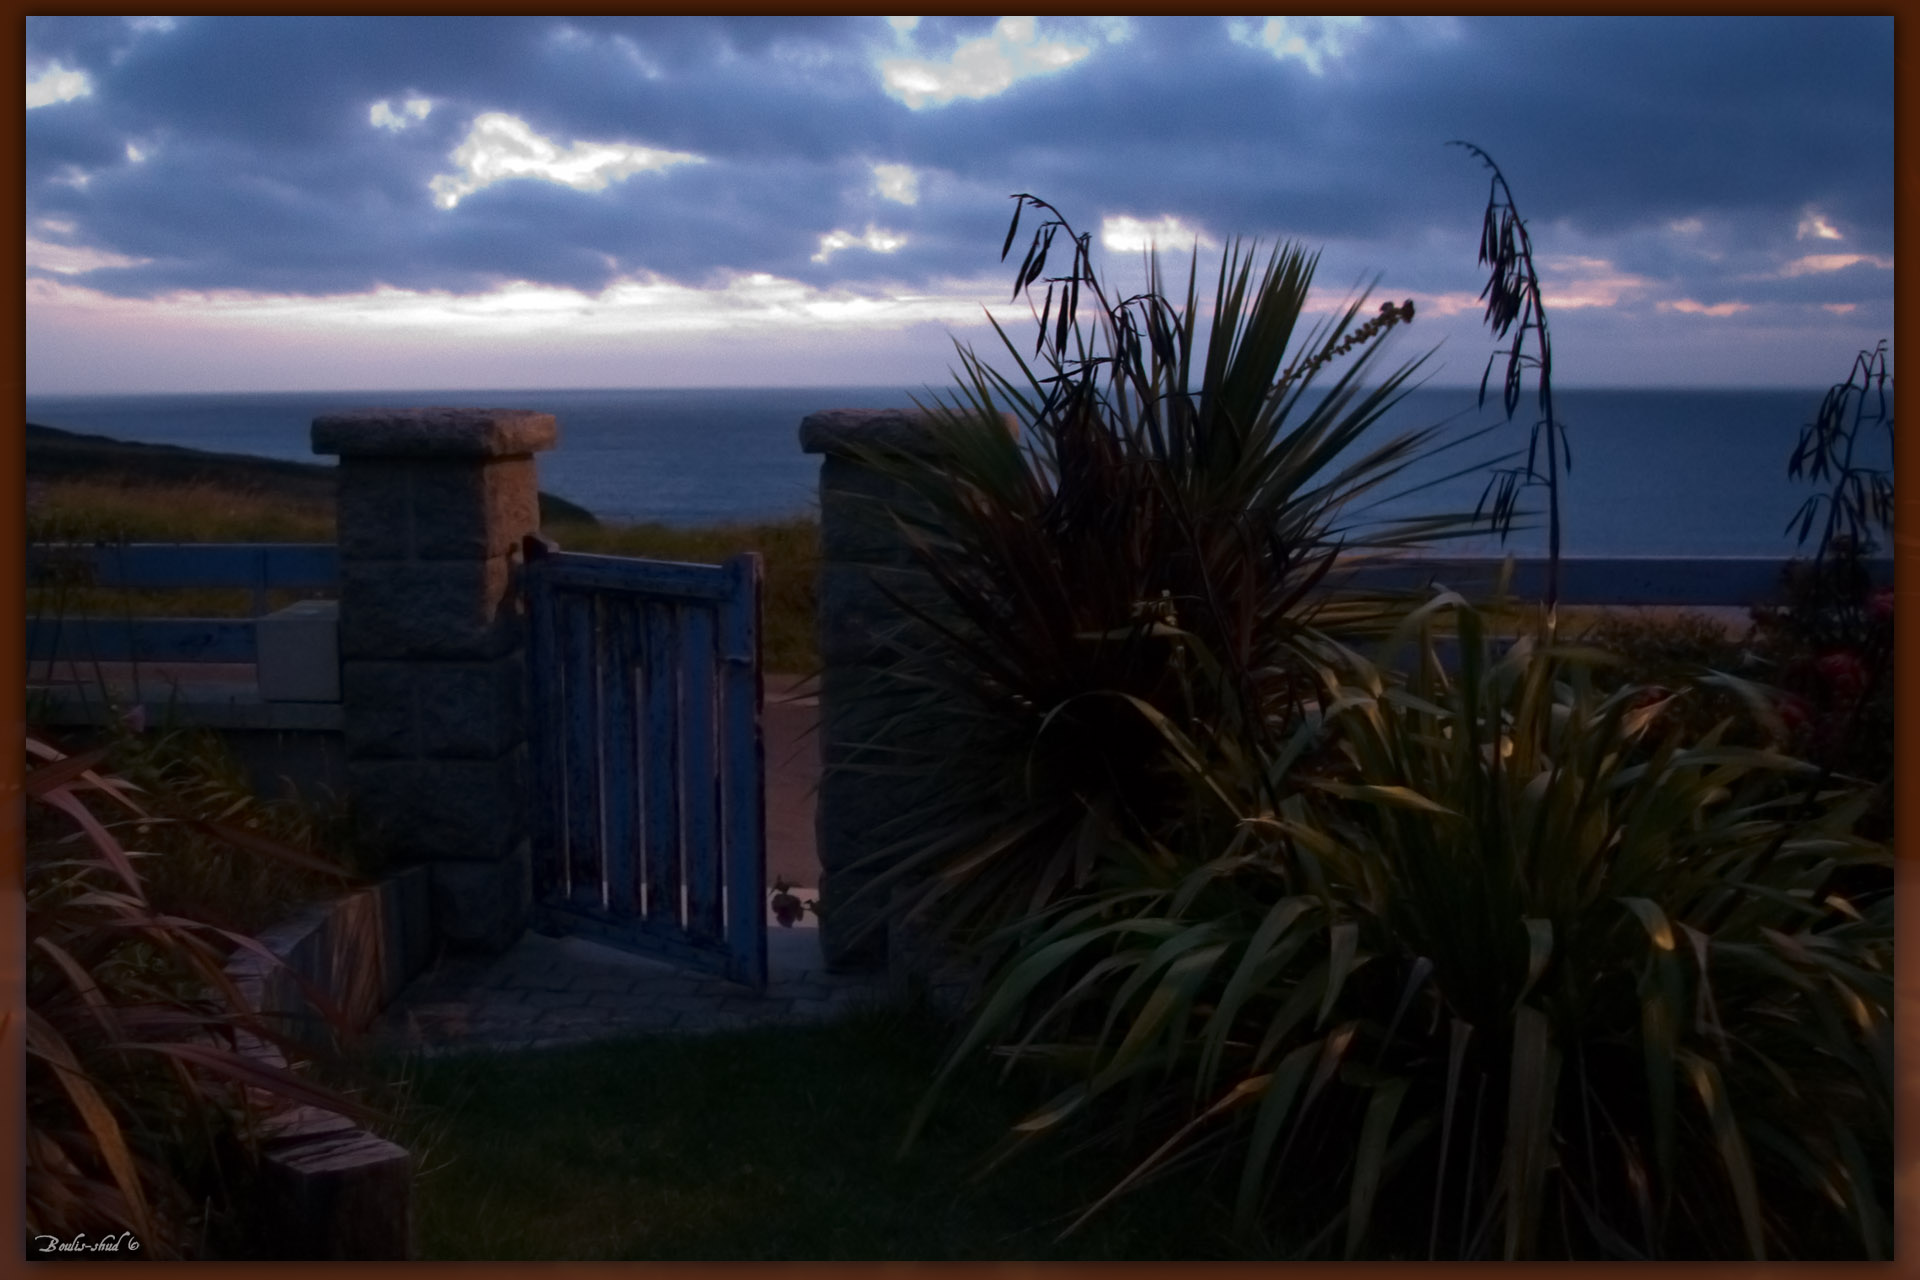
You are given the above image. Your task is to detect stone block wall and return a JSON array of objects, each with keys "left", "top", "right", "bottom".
[
  {"left": 313, "top": 408, "right": 555, "bottom": 954},
  {"left": 799, "top": 407, "right": 1014, "bottom": 972}
]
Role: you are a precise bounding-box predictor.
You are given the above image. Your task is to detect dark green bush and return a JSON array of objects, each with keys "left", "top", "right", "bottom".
[
  {"left": 1743, "top": 553, "right": 1894, "bottom": 840},
  {"left": 876, "top": 176, "right": 1893, "bottom": 1264},
  {"left": 838, "top": 197, "right": 1494, "bottom": 960},
  {"left": 913, "top": 599, "right": 1891, "bottom": 1259},
  {"left": 1746, "top": 340, "right": 1895, "bottom": 838},
  {"left": 1573, "top": 610, "right": 1762, "bottom": 750}
]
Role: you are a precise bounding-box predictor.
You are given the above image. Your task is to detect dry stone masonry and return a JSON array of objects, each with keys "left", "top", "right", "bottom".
[
  {"left": 314, "top": 407, "right": 556, "bottom": 954},
  {"left": 799, "top": 407, "right": 1014, "bottom": 973}
]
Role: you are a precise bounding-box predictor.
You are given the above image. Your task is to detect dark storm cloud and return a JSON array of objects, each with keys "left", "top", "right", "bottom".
[
  {"left": 1422, "top": 18, "right": 1892, "bottom": 246},
  {"left": 895, "top": 15, "right": 1893, "bottom": 253},
  {"left": 25, "top": 15, "right": 1894, "bottom": 308}
]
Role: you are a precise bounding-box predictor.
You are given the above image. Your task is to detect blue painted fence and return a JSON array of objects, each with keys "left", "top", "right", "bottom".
[{"left": 27, "top": 543, "right": 338, "bottom": 664}]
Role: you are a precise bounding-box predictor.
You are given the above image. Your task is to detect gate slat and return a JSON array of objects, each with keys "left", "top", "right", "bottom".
[
  {"left": 525, "top": 545, "right": 767, "bottom": 992},
  {"left": 680, "top": 605, "right": 724, "bottom": 942},
  {"left": 562, "top": 591, "right": 603, "bottom": 911},
  {"left": 537, "top": 552, "right": 736, "bottom": 601},
  {"left": 718, "top": 553, "right": 768, "bottom": 990},
  {"left": 641, "top": 601, "right": 682, "bottom": 925},
  {"left": 601, "top": 598, "right": 642, "bottom": 918},
  {"left": 526, "top": 562, "right": 565, "bottom": 903}
]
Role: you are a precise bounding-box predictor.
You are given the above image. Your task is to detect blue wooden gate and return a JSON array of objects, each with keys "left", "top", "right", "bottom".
[{"left": 521, "top": 535, "right": 767, "bottom": 991}]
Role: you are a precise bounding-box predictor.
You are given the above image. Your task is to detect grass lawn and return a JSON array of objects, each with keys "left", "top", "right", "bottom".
[{"left": 372, "top": 999, "right": 1260, "bottom": 1261}]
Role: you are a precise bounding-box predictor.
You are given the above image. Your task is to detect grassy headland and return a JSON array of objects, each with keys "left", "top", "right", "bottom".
[
  {"left": 23, "top": 421, "right": 1745, "bottom": 675},
  {"left": 26, "top": 421, "right": 597, "bottom": 527},
  {"left": 26, "top": 422, "right": 822, "bottom": 671}
]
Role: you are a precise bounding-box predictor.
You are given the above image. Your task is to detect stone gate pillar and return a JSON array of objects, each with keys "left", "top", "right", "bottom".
[
  {"left": 799, "top": 408, "right": 1013, "bottom": 972},
  {"left": 313, "top": 408, "right": 556, "bottom": 954}
]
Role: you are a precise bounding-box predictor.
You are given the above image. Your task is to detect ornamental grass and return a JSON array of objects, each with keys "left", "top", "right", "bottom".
[{"left": 24, "top": 731, "right": 374, "bottom": 1257}]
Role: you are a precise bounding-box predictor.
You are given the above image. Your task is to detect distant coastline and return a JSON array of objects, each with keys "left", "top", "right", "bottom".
[
  {"left": 25, "top": 421, "right": 600, "bottom": 526},
  {"left": 22, "top": 386, "right": 1890, "bottom": 553}
]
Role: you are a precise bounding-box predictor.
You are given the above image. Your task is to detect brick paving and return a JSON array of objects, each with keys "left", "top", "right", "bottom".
[{"left": 369, "top": 917, "right": 895, "bottom": 1056}]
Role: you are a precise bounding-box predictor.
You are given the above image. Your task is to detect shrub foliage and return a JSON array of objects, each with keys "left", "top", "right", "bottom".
[
  {"left": 875, "top": 197, "right": 1894, "bottom": 1260},
  {"left": 913, "top": 599, "right": 1891, "bottom": 1258},
  {"left": 837, "top": 195, "right": 1497, "bottom": 956}
]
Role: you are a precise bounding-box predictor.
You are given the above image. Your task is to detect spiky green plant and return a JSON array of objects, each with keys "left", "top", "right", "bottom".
[
  {"left": 910, "top": 594, "right": 1891, "bottom": 1259},
  {"left": 832, "top": 197, "right": 1503, "bottom": 960}
]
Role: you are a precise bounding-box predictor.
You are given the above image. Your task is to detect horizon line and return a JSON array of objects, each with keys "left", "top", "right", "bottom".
[{"left": 25, "top": 381, "right": 1862, "bottom": 400}]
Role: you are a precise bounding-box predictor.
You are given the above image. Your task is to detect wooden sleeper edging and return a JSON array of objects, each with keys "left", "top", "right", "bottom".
[{"left": 223, "top": 864, "right": 433, "bottom": 1259}]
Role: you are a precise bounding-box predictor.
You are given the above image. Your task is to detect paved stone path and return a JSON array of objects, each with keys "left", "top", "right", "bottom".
[
  {"left": 370, "top": 919, "right": 895, "bottom": 1057},
  {"left": 43, "top": 664, "right": 933, "bottom": 1057},
  {"left": 361, "top": 672, "right": 911, "bottom": 1057}
]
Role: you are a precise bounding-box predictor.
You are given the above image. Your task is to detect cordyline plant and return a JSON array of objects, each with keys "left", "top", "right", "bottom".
[
  {"left": 24, "top": 733, "right": 375, "bottom": 1258},
  {"left": 911, "top": 595, "right": 1891, "bottom": 1259},
  {"left": 833, "top": 194, "right": 1504, "bottom": 959}
]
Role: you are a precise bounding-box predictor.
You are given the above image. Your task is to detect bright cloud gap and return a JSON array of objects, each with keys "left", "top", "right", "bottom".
[
  {"left": 812, "top": 224, "right": 908, "bottom": 263},
  {"left": 1100, "top": 214, "right": 1216, "bottom": 254},
  {"left": 371, "top": 97, "right": 433, "bottom": 131},
  {"left": 1778, "top": 253, "right": 1894, "bottom": 278},
  {"left": 879, "top": 16, "right": 1091, "bottom": 109},
  {"left": 871, "top": 162, "right": 919, "bottom": 205},
  {"left": 1227, "top": 16, "right": 1366, "bottom": 75},
  {"left": 26, "top": 269, "right": 999, "bottom": 340},
  {"left": 1658, "top": 298, "right": 1751, "bottom": 318},
  {"left": 1796, "top": 209, "right": 1843, "bottom": 241},
  {"left": 429, "top": 112, "right": 703, "bottom": 210},
  {"left": 26, "top": 61, "right": 93, "bottom": 109}
]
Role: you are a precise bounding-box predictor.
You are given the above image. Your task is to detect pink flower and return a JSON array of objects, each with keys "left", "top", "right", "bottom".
[
  {"left": 1776, "top": 693, "right": 1813, "bottom": 734},
  {"left": 1870, "top": 588, "right": 1895, "bottom": 622},
  {"left": 1816, "top": 650, "right": 1867, "bottom": 699}
]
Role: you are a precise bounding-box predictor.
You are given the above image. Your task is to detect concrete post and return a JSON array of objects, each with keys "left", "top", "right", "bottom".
[
  {"left": 312, "top": 408, "right": 556, "bottom": 954},
  {"left": 798, "top": 408, "right": 1013, "bottom": 973}
]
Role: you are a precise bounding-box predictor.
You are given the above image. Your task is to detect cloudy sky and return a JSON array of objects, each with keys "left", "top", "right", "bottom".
[{"left": 24, "top": 15, "right": 1895, "bottom": 395}]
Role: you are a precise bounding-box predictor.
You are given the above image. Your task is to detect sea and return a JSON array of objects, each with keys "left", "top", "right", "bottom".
[{"left": 21, "top": 385, "right": 1894, "bottom": 558}]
